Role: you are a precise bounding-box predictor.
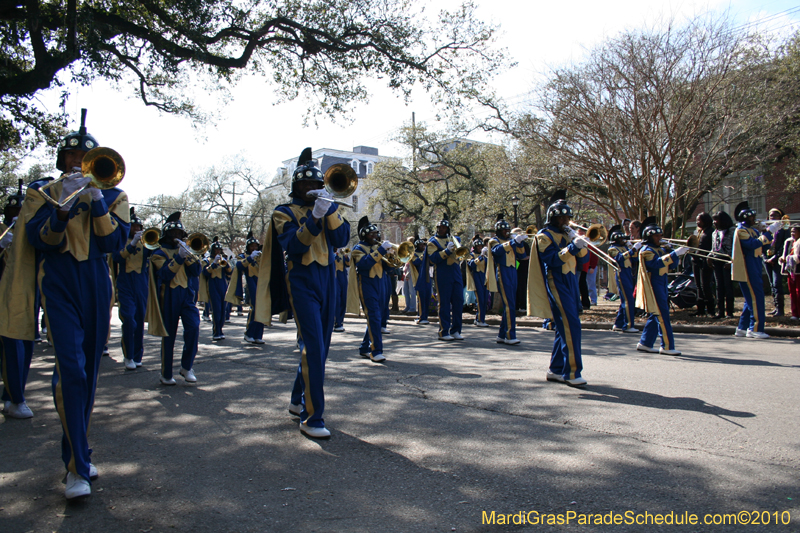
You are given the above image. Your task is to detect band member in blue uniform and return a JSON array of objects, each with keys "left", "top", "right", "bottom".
[
  {"left": 732, "top": 202, "right": 776, "bottom": 339},
  {"left": 267, "top": 148, "right": 350, "bottom": 439},
  {"left": 0, "top": 180, "right": 36, "bottom": 419},
  {"left": 487, "top": 214, "right": 527, "bottom": 344},
  {"left": 111, "top": 208, "right": 150, "bottom": 370},
  {"left": 466, "top": 236, "right": 490, "bottom": 327},
  {"left": 150, "top": 212, "right": 201, "bottom": 384},
  {"left": 527, "top": 191, "right": 589, "bottom": 387},
  {"left": 350, "top": 217, "right": 390, "bottom": 362},
  {"left": 333, "top": 247, "right": 350, "bottom": 332},
  {"left": 412, "top": 236, "right": 431, "bottom": 325},
  {"left": 25, "top": 110, "right": 130, "bottom": 498},
  {"left": 225, "top": 232, "right": 265, "bottom": 344},
  {"left": 634, "top": 217, "right": 688, "bottom": 355},
  {"left": 607, "top": 225, "right": 640, "bottom": 333},
  {"left": 424, "top": 215, "right": 464, "bottom": 341},
  {"left": 203, "top": 237, "right": 232, "bottom": 340}
]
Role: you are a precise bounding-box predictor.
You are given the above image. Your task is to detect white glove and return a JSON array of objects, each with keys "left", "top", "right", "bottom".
[
  {"left": 307, "top": 189, "right": 333, "bottom": 200},
  {"left": 250, "top": 250, "right": 261, "bottom": 259},
  {"left": 214, "top": 254, "right": 222, "bottom": 263},
  {"left": 132, "top": 231, "right": 143, "bottom": 244},
  {"left": 178, "top": 244, "right": 190, "bottom": 259},
  {"left": 675, "top": 246, "right": 689, "bottom": 256},
  {"left": 381, "top": 240, "right": 392, "bottom": 252},
  {"left": 768, "top": 221, "right": 782, "bottom": 234},
  {"left": 0, "top": 231, "right": 12, "bottom": 248},
  {"left": 633, "top": 241, "right": 643, "bottom": 250},
  {"left": 446, "top": 242, "right": 456, "bottom": 252},
  {"left": 566, "top": 227, "right": 579, "bottom": 239},
  {"left": 481, "top": 247, "right": 488, "bottom": 256},
  {"left": 89, "top": 186, "right": 104, "bottom": 202},
  {"left": 514, "top": 233, "right": 526, "bottom": 244},
  {"left": 573, "top": 236, "right": 588, "bottom": 249},
  {"left": 58, "top": 173, "right": 91, "bottom": 210},
  {"left": 312, "top": 197, "right": 329, "bottom": 219}
]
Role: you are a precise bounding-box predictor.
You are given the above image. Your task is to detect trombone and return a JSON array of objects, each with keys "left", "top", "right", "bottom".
[
  {"left": 782, "top": 215, "right": 800, "bottom": 230},
  {"left": 660, "top": 236, "right": 732, "bottom": 263},
  {"left": 177, "top": 232, "right": 210, "bottom": 257},
  {"left": 309, "top": 164, "right": 358, "bottom": 208},
  {"left": 567, "top": 222, "right": 620, "bottom": 271},
  {"left": 40, "top": 147, "right": 125, "bottom": 209},
  {"left": 510, "top": 225, "right": 538, "bottom": 242}
]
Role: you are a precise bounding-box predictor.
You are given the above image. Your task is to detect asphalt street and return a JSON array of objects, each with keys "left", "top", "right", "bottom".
[{"left": 1, "top": 310, "right": 799, "bottom": 532}]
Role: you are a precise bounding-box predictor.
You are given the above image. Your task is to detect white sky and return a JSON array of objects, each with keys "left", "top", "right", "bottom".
[{"left": 24, "top": 0, "right": 800, "bottom": 204}]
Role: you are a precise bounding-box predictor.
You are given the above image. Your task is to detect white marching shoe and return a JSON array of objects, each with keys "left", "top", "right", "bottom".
[
  {"left": 611, "top": 325, "right": 625, "bottom": 332},
  {"left": 440, "top": 335, "right": 455, "bottom": 341},
  {"left": 624, "top": 327, "right": 639, "bottom": 333},
  {"left": 160, "top": 375, "right": 176, "bottom": 385},
  {"left": 452, "top": 332, "right": 464, "bottom": 340},
  {"left": 123, "top": 357, "right": 136, "bottom": 370},
  {"left": 288, "top": 403, "right": 302, "bottom": 416},
  {"left": 734, "top": 328, "right": 747, "bottom": 337},
  {"left": 566, "top": 376, "right": 588, "bottom": 387},
  {"left": 333, "top": 326, "right": 345, "bottom": 332},
  {"left": 65, "top": 472, "right": 91, "bottom": 500},
  {"left": 179, "top": 367, "right": 197, "bottom": 383},
  {"left": 300, "top": 423, "right": 331, "bottom": 439},
  {"left": 4, "top": 401, "right": 34, "bottom": 418},
  {"left": 546, "top": 371, "right": 565, "bottom": 383},
  {"left": 659, "top": 347, "right": 682, "bottom": 356},
  {"left": 746, "top": 330, "right": 770, "bottom": 339},
  {"left": 370, "top": 353, "right": 386, "bottom": 363},
  {"left": 636, "top": 343, "right": 659, "bottom": 353},
  {"left": 381, "top": 327, "right": 390, "bottom": 334},
  {"left": 89, "top": 463, "right": 98, "bottom": 480},
  {"left": 504, "top": 338, "right": 520, "bottom": 345}
]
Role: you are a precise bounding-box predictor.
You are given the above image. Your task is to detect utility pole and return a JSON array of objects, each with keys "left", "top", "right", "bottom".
[{"left": 221, "top": 181, "right": 239, "bottom": 244}]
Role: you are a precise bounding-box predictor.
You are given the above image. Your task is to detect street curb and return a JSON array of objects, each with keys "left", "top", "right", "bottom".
[{"left": 346, "top": 313, "right": 800, "bottom": 338}]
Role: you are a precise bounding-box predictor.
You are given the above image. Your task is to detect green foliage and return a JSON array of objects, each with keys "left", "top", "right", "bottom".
[{"left": 1, "top": 0, "right": 506, "bottom": 149}]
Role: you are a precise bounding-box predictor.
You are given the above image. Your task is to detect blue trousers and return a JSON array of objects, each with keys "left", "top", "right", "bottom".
[
  {"left": 160, "top": 286, "right": 200, "bottom": 379},
  {"left": 613, "top": 273, "right": 636, "bottom": 330},
  {"left": 358, "top": 275, "right": 385, "bottom": 356},
  {"left": 472, "top": 271, "right": 488, "bottom": 323},
  {"left": 382, "top": 275, "right": 391, "bottom": 328},
  {"left": 435, "top": 269, "right": 463, "bottom": 337},
  {"left": 417, "top": 281, "right": 431, "bottom": 321},
  {"left": 739, "top": 263, "right": 766, "bottom": 332},
  {"left": 287, "top": 262, "right": 336, "bottom": 428},
  {"left": 496, "top": 267, "right": 518, "bottom": 341},
  {"left": 546, "top": 274, "right": 583, "bottom": 380},
  {"left": 41, "top": 256, "right": 112, "bottom": 482},
  {"left": 1, "top": 337, "right": 34, "bottom": 404},
  {"left": 207, "top": 277, "right": 227, "bottom": 337},
  {"left": 335, "top": 271, "right": 348, "bottom": 328},
  {"left": 117, "top": 272, "right": 147, "bottom": 363},
  {"left": 639, "top": 281, "right": 675, "bottom": 350}
]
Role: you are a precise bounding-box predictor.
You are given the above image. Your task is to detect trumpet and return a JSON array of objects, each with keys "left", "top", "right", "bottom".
[
  {"left": 450, "top": 235, "right": 470, "bottom": 261},
  {"left": 309, "top": 164, "right": 359, "bottom": 208},
  {"left": 41, "top": 147, "right": 125, "bottom": 209},
  {"left": 566, "top": 222, "right": 620, "bottom": 271},
  {"left": 142, "top": 227, "right": 162, "bottom": 250},
  {"left": 510, "top": 225, "right": 538, "bottom": 242}
]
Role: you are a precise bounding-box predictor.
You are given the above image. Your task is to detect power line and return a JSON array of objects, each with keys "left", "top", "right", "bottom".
[{"left": 129, "top": 202, "right": 271, "bottom": 219}]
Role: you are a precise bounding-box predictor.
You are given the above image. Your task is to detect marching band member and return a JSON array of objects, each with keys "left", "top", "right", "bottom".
[
  {"left": 225, "top": 232, "right": 265, "bottom": 344},
  {"left": 732, "top": 202, "right": 779, "bottom": 339},
  {"left": 333, "top": 247, "right": 350, "bottom": 332},
  {"left": 635, "top": 217, "right": 688, "bottom": 355},
  {"left": 425, "top": 215, "right": 465, "bottom": 341},
  {"left": 466, "top": 235, "right": 490, "bottom": 327},
  {"left": 24, "top": 111, "right": 130, "bottom": 498},
  {"left": 412, "top": 236, "right": 431, "bottom": 325},
  {"left": 0, "top": 180, "right": 36, "bottom": 419},
  {"left": 149, "top": 212, "right": 201, "bottom": 383},
  {"left": 265, "top": 148, "right": 350, "bottom": 438},
  {"left": 527, "top": 192, "right": 589, "bottom": 386},
  {"left": 350, "top": 217, "right": 390, "bottom": 362},
  {"left": 487, "top": 214, "right": 527, "bottom": 344},
  {"left": 111, "top": 208, "right": 150, "bottom": 370},
  {"left": 203, "top": 237, "right": 232, "bottom": 341},
  {"left": 607, "top": 225, "right": 640, "bottom": 333}
]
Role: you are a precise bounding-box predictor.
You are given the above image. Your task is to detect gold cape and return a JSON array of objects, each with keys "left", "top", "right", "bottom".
[{"left": 526, "top": 235, "right": 554, "bottom": 319}]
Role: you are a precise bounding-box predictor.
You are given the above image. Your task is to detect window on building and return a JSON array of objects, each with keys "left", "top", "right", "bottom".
[
  {"left": 366, "top": 161, "right": 374, "bottom": 175},
  {"left": 350, "top": 159, "right": 360, "bottom": 173}
]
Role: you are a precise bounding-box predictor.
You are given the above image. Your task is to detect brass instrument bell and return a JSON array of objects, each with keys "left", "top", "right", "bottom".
[
  {"left": 142, "top": 227, "right": 162, "bottom": 250},
  {"left": 41, "top": 147, "right": 126, "bottom": 208}
]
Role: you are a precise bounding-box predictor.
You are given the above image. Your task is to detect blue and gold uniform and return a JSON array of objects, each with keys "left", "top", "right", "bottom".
[
  {"left": 334, "top": 248, "right": 350, "bottom": 331},
  {"left": 487, "top": 221, "right": 527, "bottom": 343},
  {"left": 227, "top": 252, "right": 264, "bottom": 342},
  {"left": 607, "top": 226, "right": 638, "bottom": 332},
  {"left": 731, "top": 202, "right": 772, "bottom": 336},
  {"left": 424, "top": 216, "right": 464, "bottom": 340},
  {"left": 350, "top": 225, "right": 389, "bottom": 360},
  {"left": 111, "top": 208, "right": 150, "bottom": 367},
  {"left": 636, "top": 243, "right": 680, "bottom": 351},
  {"left": 150, "top": 219, "right": 202, "bottom": 381},
  {"left": 204, "top": 239, "right": 233, "bottom": 340},
  {"left": 264, "top": 148, "right": 350, "bottom": 436},
  {"left": 466, "top": 241, "right": 489, "bottom": 326},
  {"left": 412, "top": 242, "right": 432, "bottom": 324},
  {"left": 28, "top": 169, "right": 129, "bottom": 487}
]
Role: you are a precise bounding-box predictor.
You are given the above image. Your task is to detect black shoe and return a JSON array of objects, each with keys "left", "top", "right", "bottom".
[
  {"left": 726, "top": 314, "right": 735, "bottom": 319},
  {"left": 712, "top": 314, "right": 724, "bottom": 319},
  {"left": 768, "top": 309, "right": 778, "bottom": 316}
]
